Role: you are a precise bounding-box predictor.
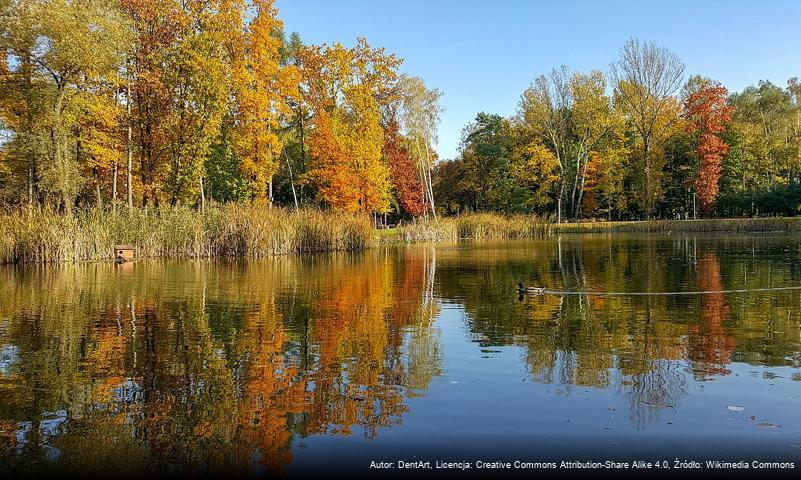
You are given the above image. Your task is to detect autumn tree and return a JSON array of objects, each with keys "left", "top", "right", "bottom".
[
  {"left": 612, "top": 39, "right": 684, "bottom": 217},
  {"left": 161, "top": 0, "right": 232, "bottom": 208},
  {"left": 0, "top": 0, "right": 48, "bottom": 203},
  {"left": 1, "top": 0, "right": 130, "bottom": 213},
  {"left": 683, "top": 77, "right": 734, "bottom": 214},
  {"left": 509, "top": 137, "right": 560, "bottom": 211},
  {"left": 384, "top": 118, "right": 425, "bottom": 217},
  {"left": 518, "top": 67, "right": 623, "bottom": 218},
  {"left": 396, "top": 75, "right": 443, "bottom": 219},
  {"left": 276, "top": 31, "right": 312, "bottom": 206},
  {"left": 725, "top": 81, "right": 795, "bottom": 192},
  {"left": 582, "top": 146, "right": 629, "bottom": 219},
  {"left": 122, "top": 0, "right": 184, "bottom": 206},
  {"left": 228, "top": 0, "right": 300, "bottom": 204},
  {"left": 73, "top": 78, "right": 126, "bottom": 206},
  {"left": 789, "top": 78, "right": 801, "bottom": 180},
  {"left": 301, "top": 38, "right": 400, "bottom": 214},
  {"left": 518, "top": 66, "right": 571, "bottom": 218},
  {"left": 568, "top": 70, "right": 623, "bottom": 218}
]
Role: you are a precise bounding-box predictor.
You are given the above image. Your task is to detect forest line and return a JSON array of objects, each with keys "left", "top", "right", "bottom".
[{"left": 1, "top": 0, "right": 800, "bottom": 222}]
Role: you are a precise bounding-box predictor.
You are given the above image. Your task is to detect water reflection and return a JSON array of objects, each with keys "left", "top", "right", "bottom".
[
  {"left": 1, "top": 235, "right": 801, "bottom": 474},
  {"left": 0, "top": 249, "right": 441, "bottom": 475}
]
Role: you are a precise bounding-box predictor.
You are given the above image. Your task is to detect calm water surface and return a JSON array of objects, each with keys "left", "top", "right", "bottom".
[{"left": 1, "top": 234, "right": 801, "bottom": 476}]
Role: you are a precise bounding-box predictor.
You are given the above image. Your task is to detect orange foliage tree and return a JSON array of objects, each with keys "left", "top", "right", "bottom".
[
  {"left": 121, "top": 0, "right": 186, "bottom": 206},
  {"left": 300, "top": 39, "right": 400, "bottom": 213},
  {"left": 684, "top": 82, "right": 734, "bottom": 214}
]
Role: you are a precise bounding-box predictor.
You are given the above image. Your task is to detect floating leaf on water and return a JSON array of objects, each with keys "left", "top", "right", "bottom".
[{"left": 727, "top": 405, "right": 745, "bottom": 412}]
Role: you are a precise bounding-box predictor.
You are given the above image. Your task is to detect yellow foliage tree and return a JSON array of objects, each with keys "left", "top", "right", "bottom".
[
  {"left": 229, "top": 0, "right": 300, "bottom": 201},
  {"left": 511, "top": 140, "right": 560, "bottom": 209}
]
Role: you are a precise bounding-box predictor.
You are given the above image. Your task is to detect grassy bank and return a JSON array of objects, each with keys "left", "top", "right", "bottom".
[
  {"left": 383, "top": 215, "right": 801, "bottom": 243},
  {"left": 3, "top": 206, "right": 801, "bottom": 264},
  {"left": 0, "top": 204, "right": 374, "bottom": 264},
  {"left": 385, "top": 213, "right": 553, "bottom": 242},
  {"left": 551, "top": 217, "right": 801, "bottom": 234}
]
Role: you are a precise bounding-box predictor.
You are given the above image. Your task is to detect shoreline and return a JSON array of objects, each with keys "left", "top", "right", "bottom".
[{"left": 3, "top": 206, "right": 801, "bottom": 264}]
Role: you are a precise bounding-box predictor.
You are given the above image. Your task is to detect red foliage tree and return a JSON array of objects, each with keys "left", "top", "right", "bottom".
[
  {"left": 384, "top": 119, "right": 425, "bottom": 217},
  {"left": 684, "top": 83, "right": 735, "bottom": 214}
]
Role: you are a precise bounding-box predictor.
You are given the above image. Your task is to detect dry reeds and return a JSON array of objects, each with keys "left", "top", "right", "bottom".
[
  {"left": 552, "top": 218, "right": 801, "bottom": 234},
  {"left": 386, "top": 213, "right": 553, "bottom": 243},
  {"left": 0, "top": 204, "right": 374, "bottom": 264},
  {"left": 3, "top": 205, "right": 798, "bottom": 265}
]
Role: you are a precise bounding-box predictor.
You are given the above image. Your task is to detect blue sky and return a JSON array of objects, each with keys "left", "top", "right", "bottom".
[{"left": 275, "top": 0, "right": 801, "bottom": 160}]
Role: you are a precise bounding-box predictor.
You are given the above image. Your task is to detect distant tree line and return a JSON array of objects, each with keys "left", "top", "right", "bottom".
[{"left": 436, "top": 41, "right": 801, "bottom": 220}]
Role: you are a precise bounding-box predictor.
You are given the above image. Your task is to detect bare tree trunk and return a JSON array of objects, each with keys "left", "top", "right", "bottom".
[
  {"left": 418, "top": 165, "right": 428, "bottom": 221},
  {"left": 112, "top": 161, "right": 118, "bottom": 204},
  {"left": 199, "top": 176, "right": 205, "bottom": 214},
  {"left": 297, "top": 108, "right": 306, "bottom": 204},
  {"left": 28, "top": 165, "right": 34, "bottom": 205},
  {"left": 52, "top": 86, "right": 72, "bottom": 216},
  {"left": 571, "top": 153, "right": 581, "bottom": 217},
  {"left": 284, "top": 151, "right": 299, "bottom": 214},
  {"left": 558, "top": 170, "right": 566, "bottom": 224},
  {"left": 94, "top": 168, "right": 102, "bottom": 207},
  {"left": 644, "top": 140, "right": 651, "bottom": 219},
  {"left": 414, "top": 138, "right": 429, "bottom": 220},
  {"left": 112, "top": 73, "right": 119, "bottom": 210},
  {"left": 415, "top": 137, "right": 437, "bottom": 220},
  {"left": 574, "top": 151, "right": 589, "bottom": 218},
  {"left": 126, "top": 79, "right": 133, "bottom": 210},
  {"left": 422, "top": 139, "right": 437, "bottom": 220}
]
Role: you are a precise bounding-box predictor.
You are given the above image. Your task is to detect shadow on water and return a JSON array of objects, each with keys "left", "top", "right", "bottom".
[{"left": 1, "top": 234, "right": 801, "bottom": 475}]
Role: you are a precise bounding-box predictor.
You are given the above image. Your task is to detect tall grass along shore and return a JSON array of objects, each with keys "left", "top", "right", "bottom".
[
  {"left": 0, "top": 204, "right": 374, "bottom": 264},
  {"left": 2, "top": 206, "right": 801, "bottom": 264},
  {"left": 551, "top": 218, "right": 801, "bottom": 234}
]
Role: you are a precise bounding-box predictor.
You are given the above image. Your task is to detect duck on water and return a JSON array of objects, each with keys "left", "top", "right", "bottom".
[{"left": 518, "top": 282, "right": 545, "bottom": 295}]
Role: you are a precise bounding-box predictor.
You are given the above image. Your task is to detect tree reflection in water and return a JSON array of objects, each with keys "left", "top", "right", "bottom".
[
  {"left": 1, "top": 235, "right": 801, "bottom": 474},
  {"left": 0, "top": 249, "right": 441, "bottom": 475}
]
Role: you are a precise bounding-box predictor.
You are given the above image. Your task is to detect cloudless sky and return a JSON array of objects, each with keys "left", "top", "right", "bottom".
[{"left": 275, "top": 0, "right": 801, "bottom": 160}]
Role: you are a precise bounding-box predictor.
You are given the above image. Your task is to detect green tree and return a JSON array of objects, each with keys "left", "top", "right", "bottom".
[{"left": 458, "top": 113, "right": 515, "bottom": 212}]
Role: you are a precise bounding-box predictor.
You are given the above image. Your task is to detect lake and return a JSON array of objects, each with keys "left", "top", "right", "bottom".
[{"left": 1, "top": 234, "right": 801, "bottom": 477}]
